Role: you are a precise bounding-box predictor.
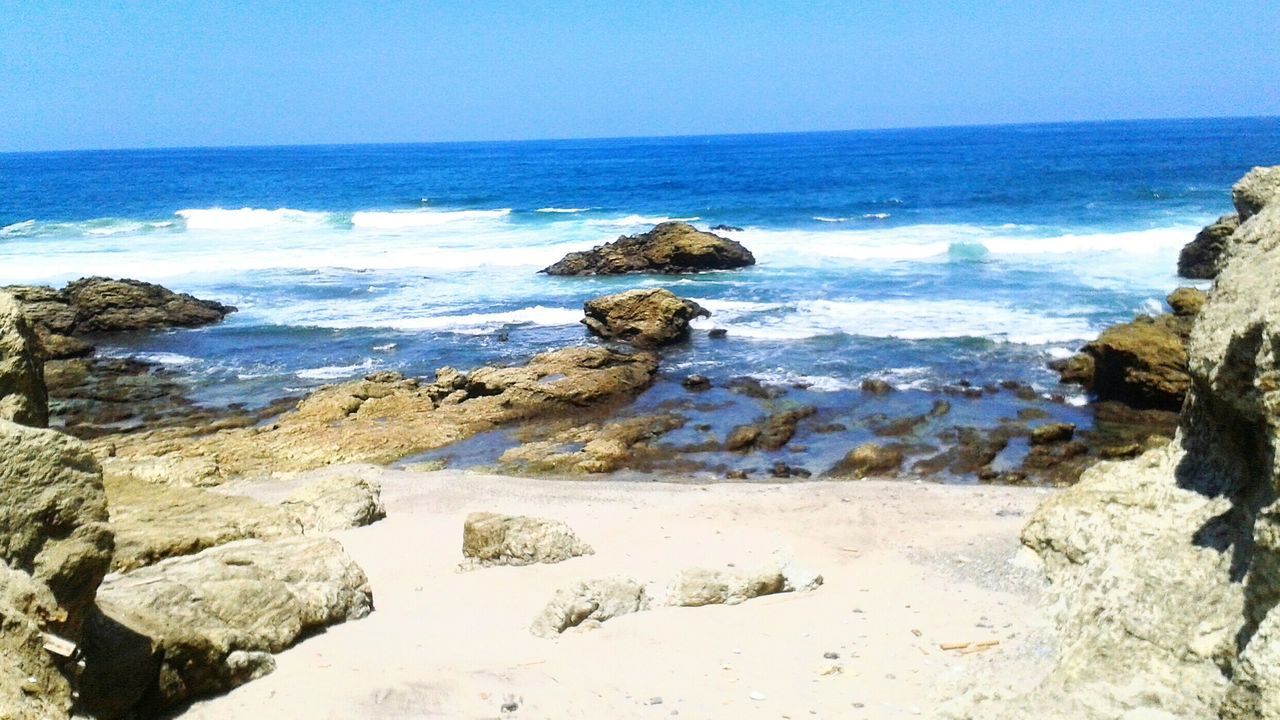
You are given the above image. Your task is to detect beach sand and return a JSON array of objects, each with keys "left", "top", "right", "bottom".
[{"left": 175, "top": 469, "right": 1056, "bottom": 719}]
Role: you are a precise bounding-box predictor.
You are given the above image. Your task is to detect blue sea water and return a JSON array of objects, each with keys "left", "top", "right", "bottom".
[{"left": 2, "top": 117, "right": 1278, "bottom": 475}]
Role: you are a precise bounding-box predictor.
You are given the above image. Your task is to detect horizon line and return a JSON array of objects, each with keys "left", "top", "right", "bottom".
[{"left": 3, "top": 113, "right": 1278, "bottom": 157}]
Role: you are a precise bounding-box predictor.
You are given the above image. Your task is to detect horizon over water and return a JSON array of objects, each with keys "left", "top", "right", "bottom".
[{"left": 3, "top": 117, "right": 1279, "bottom": 477}]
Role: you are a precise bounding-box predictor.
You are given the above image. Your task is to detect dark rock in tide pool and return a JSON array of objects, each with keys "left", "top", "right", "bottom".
[
  {"left": 583, "top": 289, "right": 709, "bottom": 349},
  {"left": 542, "top": 222, "right": 756, "bottom": 276},
  {"left": 1029, "top": 422, "right": 1076, "bottom": 445},
  {"left": 860, "top": 378, "right": 895, "bottom": 395},
  {"left": 682, "top": 374, "right": 712, "bottom": 392},
  {"left": 725, "top": 406, "right": 817, "bottom": 453},
  {"left": 3, "top": 277, "right": 236, "bottom": 360},
  {"left": 769, "top": 461, "right": 811, "bottom": 479},
  {"left": 827, "top": 442, "right": 905, "bottom": 479}
]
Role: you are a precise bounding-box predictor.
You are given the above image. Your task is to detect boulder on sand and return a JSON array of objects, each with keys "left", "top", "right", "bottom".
[
  {"left": 582, "top": 288, "right": 709, "bottom": 348},
  {"left": 462, "top": 512, "right": 594, "bottom": 566},
  {"left": 542, "top": 222, "right": 755, "bottom": 276},
  {"left": 530, "top": 576, "right": 649, "bottom": 638}
]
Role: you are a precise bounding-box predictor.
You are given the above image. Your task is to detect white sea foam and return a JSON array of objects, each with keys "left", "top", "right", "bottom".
[
  {"left": 0, "top": 220, "right": 35, "bottom": 235},
  {"left": 177, "top": 207, "right": 330, "bottom": 230},
  {"left": 813, "top": 216, "right": 848, "bottom": 223},
  {"left": 296, "top": 358, "right": 379, "bottom": 380},
  {"left": 306, "top": 306, "right": 582, "bottom": 333},
  {"left": 585, "top": 214, "right": 700, "bottom": 228},
  {"left": 863, "top": 213, "right": 891, "bottom": 220},
  {"left": 747, "top": 369, "right": 859, "bottom": 392},
  {"left": 350, "top": 208, "right": 512, "bottom": 229},
  {"left": 134, "top": 352, "right": 199, "bottom": 366},
  {"left": 536, "top": 207, "right": 590, "bottom": 213},
  {"left": 694, "top": 298, "right": 1095, "bottom": 344}
]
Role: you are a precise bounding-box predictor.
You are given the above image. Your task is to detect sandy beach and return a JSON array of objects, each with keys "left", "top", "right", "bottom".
[{"left": 172, "top": 470, "right": 1054, "bottom": 719}]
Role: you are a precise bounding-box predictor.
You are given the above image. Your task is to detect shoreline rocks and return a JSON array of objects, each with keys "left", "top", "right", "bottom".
[
  {"left": 462, "top": 513, "right": 594, "bottom": 567},
  {"left": 542, "top": 222, "right": 755, "bottom": 276},
  {"left": 0, "top": 291, "right": 49, "bottom": 427},
  {"left": 582, "top": 288, "right": 709, "bottom": 348}
]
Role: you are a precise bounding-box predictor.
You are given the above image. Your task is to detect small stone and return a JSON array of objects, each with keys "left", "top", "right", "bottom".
[
  {"left": 823, "top": 651, "right": 840, "bottom": 659},
  {"left": 682, "top": 374, "right": 712, "bottom": 392},
  {"left": 708, "top": 328, "right": 728, "bottom": 339},
  {"left": 647, "top": 696, "right": 663, "bottom": 705},
  {"left": 749, "top": 690, "right": 767, "bottom": 701}
]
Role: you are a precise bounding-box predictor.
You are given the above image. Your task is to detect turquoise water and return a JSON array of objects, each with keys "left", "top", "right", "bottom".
[{"left": 1, "top": 118, "right": 1276, "bottom": 443}]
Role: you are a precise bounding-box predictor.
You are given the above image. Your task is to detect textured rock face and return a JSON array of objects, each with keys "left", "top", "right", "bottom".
[
  {"left": 280, "top": 475, "right": 386, "bottom": 533},
  {"left": 582, "top": 288, "right": 709, "bottom": 348},
  {"left": 85, "top": 537, "right": 373, "bottom": 715},
  {"left": 662, "top": 565, "right": 822, "bottom": 607},
  {"left": 530, "top": 576, "right": 649, "bottom": 638},
  {"left": 5, "top": 278, "right": 234, "bottom": 360},
  {"left": 462, "top": 512, "right": 594, "bottom": 566},
  {"left": 542, "top": 222, "right": 755, "bottom": 275},
  {"left": 1233, "top": 165, "right": 1280, "bottom": 221},
  {"left": 0, "top": 420, "right": 113, "bottom": 640},
  {"left": 101, "top": 346, "right": 659, "bottom": 482},
  {"left": 0, "top": 564, "right": 75, "bottom": 720},
  {"left": 1180, "top": 214, "right": 1240, "bottom": 279},
  {"left": 498, "top": 413, "right": 686, "bottom": 474},
  {"left": 949, "top": 166, "right": 1280, "bottom": 718},
  {"left": 826, "top": 442, "right": 905, "bottom": 478},
  {"left": 0, "top": 292, "right": 49, "bottom": 427}
]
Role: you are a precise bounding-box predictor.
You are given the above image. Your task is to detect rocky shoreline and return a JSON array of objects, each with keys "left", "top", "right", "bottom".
[{"left": 5, "top": 170, "right": 1280, "bottom": 718}]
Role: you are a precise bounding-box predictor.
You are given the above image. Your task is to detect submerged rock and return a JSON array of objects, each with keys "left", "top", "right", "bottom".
[
  {"left": 0, "top": 291, "right": 49, "bottom": 427},
  {"left": 582, "top": 288, "right": 709, "bottom": 348},
  {"left": 462, "top": 512, "right": 594, "bottom": 566},
  {"left": 498, "top": 413, "right": 686, "bottom": 475},
  {"left": 724, "top": 405, "right": 817, "bottom": 453},
  {"left": 542, "top": 222, "right": 755, "bottom": 275}
]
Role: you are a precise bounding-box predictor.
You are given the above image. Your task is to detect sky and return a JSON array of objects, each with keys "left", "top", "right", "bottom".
[{"left": 2, "top": 1, "right": 1278, "bottom": 152}]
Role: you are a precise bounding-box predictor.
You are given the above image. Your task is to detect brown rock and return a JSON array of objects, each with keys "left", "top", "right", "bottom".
[
  {"left": 1054, "top": 314, "right": 1192, "bottom": 411},
  {"left": 1179, "top": 214, "right": 1239, "bottom": 280},
  {"left": 827, "top": 442, "right": 905, "bottom": 478},
  {"left": 1167, "top": 287, "right": 1207, "bottom": 317},
  {"left": 462, "top": 513, "right": 593, "bottom": 566},
  {"left": 542, "top": 222, "right": 755, "bottom": 275},
  {"left": 0, "top": 292, "right": 48, "bottom": 427},
  {"left": 1029, "top": 422, "right": 1076, "bottom": 445},
  {"left": 582, "top": 288, "right": 709, "bottom": 348}
]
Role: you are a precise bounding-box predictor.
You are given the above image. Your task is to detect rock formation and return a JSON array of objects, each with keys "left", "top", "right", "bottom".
[
  {"left": 462, "top": 513, "right": 594, "bottom": 567},
  {"left": 4, "top": 278, "right": 235, "bottom": 360},
  {"left": 1180, "top": 214, "right": 1240, "bottom": 279},
  {"left": 100, "top": 346, "right": 659, "bottom": 482},
  {"left": 84, "top": 537, "right": 373, "bottom": 716},
  {"left": 827, "top": 442, "right": 906, "bottom": 478},
  {"left": 950, "top": 165, "right": 1280, "bottom": 719},
  {"left": 1052, "top": 287, "right": 1204, "bottom": 411},
  {"left": 0, "top": 292, "right": 49, "bottom": 427},
  {"left": 582, "top": 288, "right": 709, "bottom": 348},
  {"left": 530, "top": 576, "right": 650, "bottom": 638},
  {"left": 541, "top": 222, "right": 755, "bottom": 275}
]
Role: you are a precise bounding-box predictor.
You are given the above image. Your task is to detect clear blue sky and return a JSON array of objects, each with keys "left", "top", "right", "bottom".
[{"left": 2, "top": 1, "right": 1277, "bottom": 152}]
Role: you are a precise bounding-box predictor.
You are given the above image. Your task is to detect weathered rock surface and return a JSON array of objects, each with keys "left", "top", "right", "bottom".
[
  {"left": 582, "top": 288, "right": 709, "bottom": 348},
  {"left": 542, "top": 222, "right": 755, "bottom": 276},
  {"left": 1180, "top": 214, "right": 1240, "bottom": 279},
  {"left": 826, "top": 442, "right": 905, "bottom": 478},
  {"left": 0, "top": 292, "right": 49, "bottom": 427},
  {"left": 0, "top": 420, "right": 113, "bottom": 640},
  {"left": 462, "top": 512, "right": 594, "bottom": 567},
  {"left": 1052, "top": 288, "right": 1201, "bottom": 411},
  {"left": 1028, "top": 422, "right": 1075, "bottom": 445},
  {"left": 85, "top": 537, "right": 373, "bottom": 715},
  {"left": 949, "top": 165, "right": 1280, "bottom": 718},
  {"left": 661, "top": 564, "right": 823, "bottom": 607},
  {"left": 99, "top": 346, "right": 659, "bottom": 482},
  {"left": 1233, "top": 165, "right": 1280, "bottom": 221},
  {"left": 0, "top": 564, "right": 73, "bottom": 720},
  {"left": 280, "top": 475, "right": 386, "bottom": 533},
  {"left": 4, "top": 278, "right": 235, "bottom": 360},
  {"left": 530, "top": 576, "right": 649, "bottom": 638},
  {"left": 725, "top": 405, "right": 817, "bottom": 452}
]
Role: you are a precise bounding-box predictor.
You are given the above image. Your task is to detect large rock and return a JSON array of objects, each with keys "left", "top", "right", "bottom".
[
  {"left": 661, "top": 564, "right": 823, "bottom": 607},
  {"left": 582, "top": 289, "right": 709, "bottom": 348},
  {"left": 84, "top": 537, "right": 372, "bottom": 715},
  {"left": 280, "top": 475, "right": 386, "bottom": 533},
  {"left": 0, "top": 420, "right": 113, "bottom": 640},
  {"left": 99, "top": 346, "right": 659, "bottom": 482},
  {"left": 1052, "top": 291, "right": 1199, "bottom": 411},
  {"left": 0, "top": 563, "right": 75, "bottom": 720},
  {"left": 530, "top": 576, "right": 649, "bottom": 638},
  {"left": 4, "top": 278, "right": 235, "bottom": 360},
  {"left": 542, "top": 222, "right": 755, "bottom": 276},
  {"left": 1233, "top": 165, "right": 1280, "bottom": 221},
  {"left": 1179, "top": 214, "right": 1240, "bottom": 279},
  {"left": 0, "top": 292, "right": 49, "bottom": 427},
  {"left": 826, "top": 442, "right": 905, "bottom": 478},
  {"left": 948, "top": 165, "right": 1280, "bottom": 718},
  {"left": 462, "top": 512, "right": 594, "bottom": 566}
]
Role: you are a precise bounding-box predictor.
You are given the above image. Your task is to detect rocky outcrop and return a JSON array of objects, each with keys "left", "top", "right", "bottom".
[
  {"left": 949, "top": 166, "right": 1280, "bottom": 718},
  {"left": 0, "top": 292, "right": 49, "bottom": 427},
  {"left": 725, "top": 405, "right": 817, "bottom": 452},
  {"left": 1052, "top": 288, "right": 1203, "bottom": 411},
  {"left": 100, "top": 346, "right": 659, "bottom": 482},
  {"left": 4, "top": 278, "right": 235, "bottom": 360},
  {"left": 463, "top": 513, "right": 594, "bottom": 567},
  {"left": 542, "top": 222, "right": 755, "bottom": 276},
  {"left": 84, "top": 537, "right": 373, "bottom": 716},
  {"left": 1180, "top": 214, "right": 1240, "bottom": 279},
  {"left": 498, "top": 413, "right": 685, "bottom": 474},
  {"left": 582, "top": 289, "right": 709, "bottom": 348},
  {"left": 0, "top": 419, "right": 114, "bottom": 718},
  {"left": 660, "top": 564, "right": 823, "bottom": 607},
  {"left": 1233, "top": 165, "right": 1280, "bottom": 221},
  {"left": 280, "top": 475, "right": 386, "bottom": 533}
]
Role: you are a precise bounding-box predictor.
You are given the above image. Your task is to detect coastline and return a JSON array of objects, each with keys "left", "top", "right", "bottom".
[{"left": 175, "top": 468, "right": 1052, "bottom": 720}]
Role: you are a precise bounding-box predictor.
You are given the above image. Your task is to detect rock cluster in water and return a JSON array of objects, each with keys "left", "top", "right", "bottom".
[
  {"left": 951, "top": 165, "right": 1280, "bottom": 719},
  {"left": 541, "top": 221, "right": 755, "bottom": 275},
  {"left": 582, "top": 288, "right": 709, "bottom": 348}
]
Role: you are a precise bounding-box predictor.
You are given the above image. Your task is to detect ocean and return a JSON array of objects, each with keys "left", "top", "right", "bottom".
[{"left": 3, "top": 117, "right": 1278, "bottom": 477}]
